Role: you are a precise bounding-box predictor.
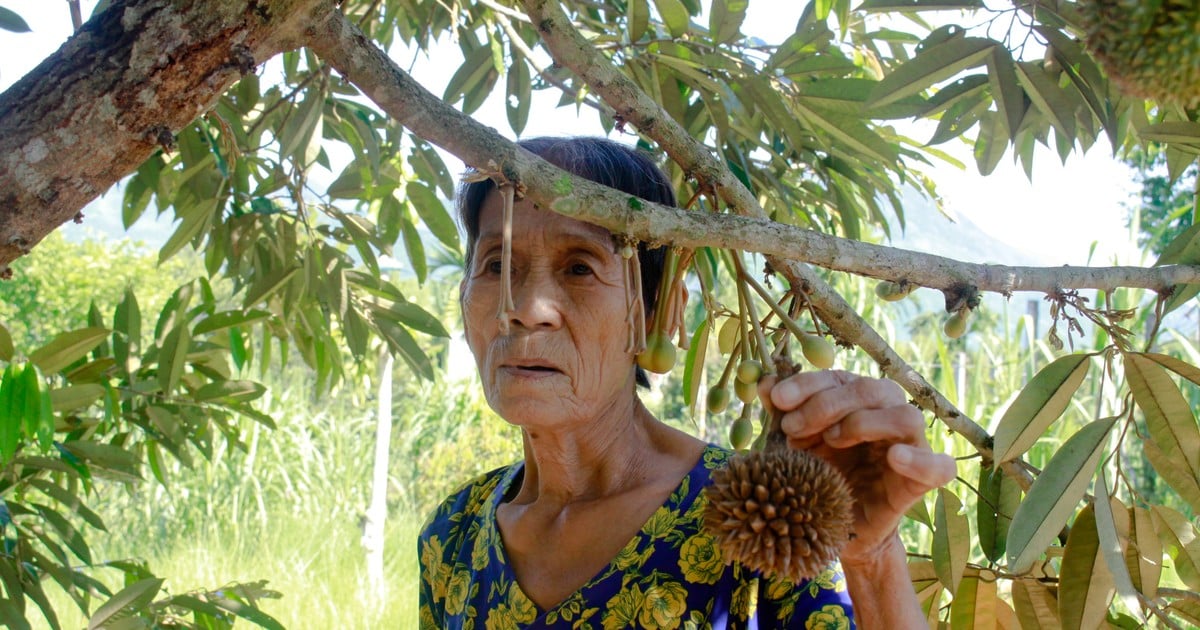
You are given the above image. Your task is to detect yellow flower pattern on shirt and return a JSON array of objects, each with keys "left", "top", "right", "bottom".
[{"left": 418, "top": 445, "right": 854, "bottom": 628}]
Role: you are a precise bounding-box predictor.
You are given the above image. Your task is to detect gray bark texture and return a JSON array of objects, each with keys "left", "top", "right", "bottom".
[{"left": 0, "top": 0, "right": 322, "bottom": 273}]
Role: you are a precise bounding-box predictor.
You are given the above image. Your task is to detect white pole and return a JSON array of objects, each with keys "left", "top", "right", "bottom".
[{"left": 363, "top": 347, "right": 394, "bottom": 601}]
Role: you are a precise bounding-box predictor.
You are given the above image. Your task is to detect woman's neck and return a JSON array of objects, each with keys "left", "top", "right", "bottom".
[{"left": 509, "top": 397, "right": 669, "bottom": 507}]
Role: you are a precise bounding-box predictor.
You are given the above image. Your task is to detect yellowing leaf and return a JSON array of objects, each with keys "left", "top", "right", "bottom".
[
  {"left": 1125, "top": 353, "right": 1200, "bottom": 481},
  {"left": 950, "top": 574, "right": 998, "bottom": 628},
  {"left": 867, "top": 37, "right": 994, "bottom": 109},
  {"left": 933, "top": 487, "right": 969, "bottom": 593},
  {"left": 1125, "top": 506, "right": 1161, "bottom": 600},
  {"left": 1093, "top": 474, "right": 1145, "bottom": 624},
  {"left": 1007, "top": 417, "right": 1115, "bottom": 573},
  {"left": 1151, "top": 505, "right": 1200, "bottom": 590},
  {"left": 1059, "top": 504, "right": 1115, "bottom": 630},
  {"left": 1012, "top": 578, "right": 1060, "bottom": 629},
  {"left": 29, "top": 327, "right": 110, "bottom": 375},
  {"left": 0, "top": 323, "right": 12, "bottom": 362},
  {"left": 1142, "top": 433, "right": 1200, "bottom": 514},
  {"left": 1141, "top": 352, "right": 1200, "bottom": 389},
  {"left": 993, "top": 353, "right": 1091, "bottom": 465}
]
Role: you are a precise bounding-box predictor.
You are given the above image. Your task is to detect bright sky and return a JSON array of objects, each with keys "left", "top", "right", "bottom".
[{"left": 0, "top": 2, "right": 1142, "bottom": 267}]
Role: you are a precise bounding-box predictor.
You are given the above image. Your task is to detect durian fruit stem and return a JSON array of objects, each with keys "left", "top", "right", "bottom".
[
  {"left": 623, "top": 240, "right": 646, "bottom": 354},
  {"left": 497, "top": 183, "right": 517, "bottom": 335},
  {"left": 732, "top": 254, "right": 773, "bottom": 372},
  {"left": 764, "top": 357, "right": 798, "bottom": 453},
  {"left": 743, "top": 268, "right": 811, "bottom": 343}
]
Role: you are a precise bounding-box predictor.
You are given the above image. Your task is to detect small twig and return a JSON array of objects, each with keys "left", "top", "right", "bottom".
[{"left": 68, "top": 0, "right": 83, "bottom": 31}]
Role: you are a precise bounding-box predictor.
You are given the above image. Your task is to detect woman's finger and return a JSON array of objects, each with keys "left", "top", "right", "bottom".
[
  {"left": 818, "top": 405, "right": 927, "bottom": 448},
  {"left": 887, "top": 443, "right": 957, "bottom": 491},
  {"left": 777, "top": 376, "right": 908, "bottom": 438}
]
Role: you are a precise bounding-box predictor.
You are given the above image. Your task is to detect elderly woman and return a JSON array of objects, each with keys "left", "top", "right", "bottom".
[{"left": 419, "top": 137, "right": 956, "bottom": 629}]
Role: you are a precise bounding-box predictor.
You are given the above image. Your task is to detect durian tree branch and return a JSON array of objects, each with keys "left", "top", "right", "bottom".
[
  {"left": 0, "top": 0, "right": 326, "bottom": 273},
  {"left": 519, "top": 0, "right": 1035, "bottom": 487}
]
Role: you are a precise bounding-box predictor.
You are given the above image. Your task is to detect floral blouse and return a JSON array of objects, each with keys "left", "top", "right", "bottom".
[{"left": 418, "top": 445, "right": 855, "bottom": 629}]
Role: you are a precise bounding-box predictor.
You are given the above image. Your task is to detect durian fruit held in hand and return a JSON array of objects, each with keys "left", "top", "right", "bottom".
[
  {"left": 1079, "top": 0, "right": 1200, "bottom": 107},
  {"left": 703, "top": 360, "right": 854, "bottom": 582}
]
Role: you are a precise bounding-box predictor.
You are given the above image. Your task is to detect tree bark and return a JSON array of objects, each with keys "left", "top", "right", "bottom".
[{"left": 0, "top": 0, "right": 323, "bottom": 273}]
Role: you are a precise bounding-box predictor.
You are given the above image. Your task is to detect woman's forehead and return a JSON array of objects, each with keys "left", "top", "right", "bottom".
[{"left": 477, "top": 193, "right": 614, "bottom": 246}]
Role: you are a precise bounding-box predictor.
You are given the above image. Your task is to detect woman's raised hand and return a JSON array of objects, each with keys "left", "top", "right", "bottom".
[{"left": 759, "top": 370, "right": 958, "bottom": 564}]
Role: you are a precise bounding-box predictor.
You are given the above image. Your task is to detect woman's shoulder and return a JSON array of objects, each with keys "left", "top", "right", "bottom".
[{"left": 419, "top": 462, "right": 518, "bottom": 539}]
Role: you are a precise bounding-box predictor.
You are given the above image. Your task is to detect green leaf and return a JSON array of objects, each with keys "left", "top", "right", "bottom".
[
  {"left": 278, "top": 89, "right": 324, "bottom": 164},
  {"left": 407, "top": 183, "right": 460, "bottom": 251},
  {"left": 326, "top": 163, "right": 364, "bottom": 199},
  {"left": 377, "top": 320, "right": 434, "bottom": 381},
  {"left": 932, "top": 487, "right": 969, "bottom": 593},
  {"left": 443, "top": 46, "right": 495, "bottom": 106},
  {"left": 652, "top": 0, "right": 689, "bottom": 37},
  {"left": 993, "top": 353, "right": 1091, "bottom": 465},
  {"left": 368, "top": 299, "right": 449, "bottom": 338},
  {"left": 50, "top": 383, "right": 106, "bottom": 413},
  {"left": 867, "top": 37, "right": 994, "bottom": 109},
  {"left": 1007, "top": 417, "right": 1116, "bottom": 573},
  {"left": 243, "top": 266, "right": 300, "bottom": 308},
  {"left": 193, "top": 309, "right": 272, "bottom": 336},
  {"left": 1058, "top": 504, "right": 1115, "bottom": 630},
  {"left": 29, "top": 327, "right": 110, "bottom": 375},
  {"left": 88, "top": 577, "right": 164, "bottom": 630},
  {"left": 1013, "top": 60, "right": 1077, "bottom": 139},
  {"left": 858, "top": 0, "right": 983, "bottom": 10},
  {"left": 158, "top": 197, "right": 217, "bottom": 264},
  {"left": 193, "top": 380, "right": 266, "bottom": 403},
  {"left": 506, "top": 57, "right": 532, "bottom": 136},
  {"left": 0, "top": 7, "right": 31, "bottom": 33},
  {"left": 1152, "top": 505, "right": 1200, "bottom": 590},
  {"left": 986, "top": 46, "right": 1025, "bottom": 140},
  {"left": 0, "top": 366, "right": 19, "bottom": 464},
  {"left": 401, "top": 211, "right": 427, "bottom": 284},
  {"left": 972, "top": 110, "right": 1007, "bottom": 176},
  {"left": 794, "top": 102, "right": 898, "bottom": 164},
  {"left": 0, "top": 323, "right": 12, "bottom": 362},
  {"left": 708, "top": 0, "right": 747, "bottom": 43},
  {"left": 681, "top": 319, "right": 709, "bottom": 415},
  {"left": 1125, "top": 353, "right": 1200, "bottom": 481},
  {"left": 157, "top": 322, "right": 191, "bottom": 394},
  {"left": 1154, "top": 223, "right": 1200, "bottom": 314},
  {"left": 977, "top": 463, "right": 1020, "bottom": 563},
  {"left": 629, "top": 0, "right": 649, "bottom": 42},
  {"left": 28, "top": 478, "right": 106, "bottom": 532},
  {"left": 1139, "top": 121, "right": 1200, "bottom": 147}
]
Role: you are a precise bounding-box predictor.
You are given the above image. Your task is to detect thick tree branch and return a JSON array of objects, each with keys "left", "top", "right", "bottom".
[
  {"left": 519, "top": 0, "right": 1036, "bottom": 484},
  {"left": 0, "top": 0, "right": 325, "bottom": 274}
]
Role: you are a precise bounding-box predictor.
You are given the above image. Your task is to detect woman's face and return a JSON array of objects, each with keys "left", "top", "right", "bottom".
[{"left": 461, "top": 191, "right": 637, "bottom": 430}]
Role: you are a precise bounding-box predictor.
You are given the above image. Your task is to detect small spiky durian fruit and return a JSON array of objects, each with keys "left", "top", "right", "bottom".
[
  {"left": 702, "top": 359, "right": 855, "bottom": 583},
  {"left": 1079, "top": 0, "right": 1200, "bottom": 107}
]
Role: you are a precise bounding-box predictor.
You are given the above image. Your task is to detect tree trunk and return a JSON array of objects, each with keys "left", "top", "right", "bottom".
[{"left": 0, "top": 0, "right": 322, "bottom": 273}]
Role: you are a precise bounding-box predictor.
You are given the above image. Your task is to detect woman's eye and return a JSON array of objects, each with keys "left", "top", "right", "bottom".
[
  {"left": 569, "top": 263, "right": 593, "bottom": 276},
  {"left": 484, "top": 259, "right": 503, "bottom": 274}
]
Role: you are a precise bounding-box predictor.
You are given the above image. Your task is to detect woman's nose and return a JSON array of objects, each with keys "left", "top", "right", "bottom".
[{"left": 507, "top": 270, "right": 563, "bottom": 330}]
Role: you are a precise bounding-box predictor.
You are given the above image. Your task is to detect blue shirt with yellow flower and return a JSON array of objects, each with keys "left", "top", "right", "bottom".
[{"left": 419, "top": 444, "right": 855, "bottom": 629}]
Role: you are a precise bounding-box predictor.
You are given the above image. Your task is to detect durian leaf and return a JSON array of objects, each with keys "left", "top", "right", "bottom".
[
  {"left": 0, "top": 323, "right": 12, "bottom": 362},
  {"left": 986, "top": 46, "right": 1025, "bottom": 140},
  {"left": 28, "top": 327, "right": 111, "bottom": 375},
  {"left": 949, "top": 574, "right": 995, "bottom": 628},
  {"left": 932, "top": 487, "right": 969, "bottom": 593},
  {"left": 1142, "top": 432, "right": 1200, "bottom": 514},
  {"left": 1093, "top": 475, "right": 1145, "bottom": 624},
  {"left": 1140, "top": 352, "right": 1200, "bottom": 389},
  {"left": 1139, "top": 121, "right": 1200, "bottom": 148},
  {"left": 1151, "top": 506, "right": 1200, "bottom": 591},
  {"left": 681, "top": 319, "right": 709, "bottom": 415},
  {"left": 1058, "top": 504, "right": 1116, "bottom": 630},
  {"left": 628, "top": 0, "right": 649, "bottom": 42},
  {"left": 1012, "top": 578, "right": 1060, "bottom": 629},
  {"left": 867, "top": 37, "right": 995, "bottom": 108},
  {"left": 973, "top": 110, "right": 1007, "bottom": 175},
  {"left": 977, "top": 463, "right": 1020, "bottom": 563},
  {"left": 992, "top": 353, "right": 1091, "bottom": 465},
  {"left": 652, "top": 0, "right": 689, "bottom": 37},
  {"left": 708, "top": 0, "right": 746, "bottom": 44},
  {"left": 1125, "top": 507, "right": 1162, "bottom": 600},
  {"left": 1007, "top": 417, "right": 1116, "bottom": 573},
  {"left": 1013, "top": 60, "right": 1077, "bottom": 139},
  {"left": 1125, "top": 353, "right": 1200, "bottom": 481}
]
